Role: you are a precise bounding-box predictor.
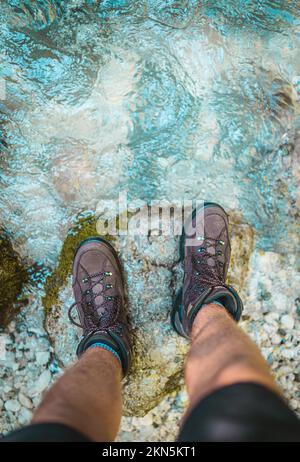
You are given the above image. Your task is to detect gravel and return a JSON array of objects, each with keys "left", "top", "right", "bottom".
[{"left": 0, "top": 250, "right": 299, "bottom": 441}]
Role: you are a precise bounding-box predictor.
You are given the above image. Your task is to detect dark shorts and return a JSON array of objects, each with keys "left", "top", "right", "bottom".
[{"left": 2, "top": 383, "right": 300, "bottom": 442}]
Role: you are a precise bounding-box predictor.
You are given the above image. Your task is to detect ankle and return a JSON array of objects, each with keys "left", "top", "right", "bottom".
[
  {"left": 82, "top": 346, "right": 122, "bottom": 376},
  {"left": 191, "top": 302, "right": 232, "bottom": 338},
  {"left": 201, "top": 302, "right": 231, "bottom": 317},
  {"left": 87, "top": 342, "right": 122, "bottom": 367}
]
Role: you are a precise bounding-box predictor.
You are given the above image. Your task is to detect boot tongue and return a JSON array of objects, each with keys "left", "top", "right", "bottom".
[
  {"left": 93, "top": 281, "right": 104, "bottom": 305},
  {"left": 206, "top": 245, "right": 218, "bottom": 268},
  {"left": 85, "top": 276, "right": 105, "bottom": 321}
]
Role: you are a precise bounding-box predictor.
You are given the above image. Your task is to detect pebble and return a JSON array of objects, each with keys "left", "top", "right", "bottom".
[
  {"left": 281, "top": 348, "right": 295, "bottom": 359},
  {"left": 28, "top": 328, "right": 45, "bottom": 337},
  {"left": 290, "top": 399, "right": 299, "bottom": 410},
  {"left": 281, "top": 315, "right": 295, "bottom": 330},
  {"left": 265, "top": 313, "right": 280, "bottom": 323},
  {"left": 35, "top": 351, "right": 50, "bottom": 366},
  {"left": 4, "top": 399, "right": 21, "bottom": 413},
  {"left": 29, "top": 370, "right": 51, "bottom": 396},
  {"left": 18, "top": 393, "right": 33, "bottom": 409},
  {"left": 7, "top": 322, "right": 16, "bottom": 334},
  {"left": 272, "top": 334, "right": 282, "bottom": 345},
  {"left": 139, "top": 414, "right": 153, "bottom": 427},
  {"left": 18, "top": 408, "right": 32, "bottom": 426},
  {"left": 3, "top": 385, "right": 12, "bottom": 394}
]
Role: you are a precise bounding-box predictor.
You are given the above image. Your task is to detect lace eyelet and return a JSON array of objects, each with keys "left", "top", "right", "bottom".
[
  {"left": 218, "top": 240, "right": 225, "bottom": 246},
  {"left": 105, "top": 284, "right": 113, "bottom": 289},
  {"left": 197, "top": 247, "right": 205, "bottom": 253},
  {"left": 217, "top": 250, "right": 222, "bottom": 256},
  {"left": 82, "top": 278, "right": 88, "bottom": 283}
]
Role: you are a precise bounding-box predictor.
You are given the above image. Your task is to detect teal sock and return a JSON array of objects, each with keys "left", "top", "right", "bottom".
[{"left": 88, "top": 342, "right": 122, "bottom": 366}]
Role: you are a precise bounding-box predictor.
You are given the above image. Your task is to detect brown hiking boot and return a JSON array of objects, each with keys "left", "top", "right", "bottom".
[
  {"left": 68, "top": 237, "right": 132, "bottom": 376},
  {"left": 171, "top": 202, "right": 243, "bottom": 338}
]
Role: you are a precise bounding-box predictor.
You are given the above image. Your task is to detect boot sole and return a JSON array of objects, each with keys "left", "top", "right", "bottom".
[{"left": 171, "top": 202, "right": 228, "bottom": 336}]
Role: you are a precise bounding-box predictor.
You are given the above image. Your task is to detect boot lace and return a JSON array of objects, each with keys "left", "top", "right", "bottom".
[
  {"left": 68, "top": 270, "right": 119, "bottom": 332},
  {"left": 191, "top": 236, "right": 225, "bottom": 288}
]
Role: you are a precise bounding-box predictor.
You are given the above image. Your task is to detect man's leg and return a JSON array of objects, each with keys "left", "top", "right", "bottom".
[
  {"left": 179, "top": 303, "right": 300, "bottom": 441},
  {"left": 185, "top": 303, "right": 280, "bottom": 412},
  {"left": 172, "top": 202, "right": 300, "bottom": 441},
  {"left": 3, "top": 237, "right": 132, "bottom": 442},
  {"left": 31, "top": 348, "right": 122, "bottom": 442}
]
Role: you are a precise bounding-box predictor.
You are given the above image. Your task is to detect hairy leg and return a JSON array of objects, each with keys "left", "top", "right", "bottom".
[
  {"left": 32, "top": 348, "right": 122, "bottom": 441},
  {"left": 185, "top": 303, "right": 281, "bottom": 412}
]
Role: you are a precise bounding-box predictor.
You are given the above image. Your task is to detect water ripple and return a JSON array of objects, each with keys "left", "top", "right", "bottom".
[{"left": 0, "top": 1, "right": 299, "bottom": 264}]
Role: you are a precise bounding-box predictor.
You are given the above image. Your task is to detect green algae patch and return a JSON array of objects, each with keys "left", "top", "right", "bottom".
[
  {"left": 0, "top": 230, "right": 28, "bottom": 327},
  {"left": 42, "top": 213, "right": 117, "bottom": 316}
]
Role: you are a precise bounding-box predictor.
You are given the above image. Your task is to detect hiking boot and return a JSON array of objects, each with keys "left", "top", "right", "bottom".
[
  {"left": 171, "top": 202, "right": 243, "bottom": 338},
  {"left": 68, "top": 237, "right": 132, "bottom": 376}
]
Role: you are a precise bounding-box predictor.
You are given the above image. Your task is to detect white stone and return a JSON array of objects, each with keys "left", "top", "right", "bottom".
[
  {"left": 35, "top": 351, "right": 50, "bottom": 366},
  {"left": 281, "top": 315, "right": 295, "bottom": 330},
  {"left": 7, "top": 322, "right": 16, "bottom": 334},
  {"left": 28, "top": 328, "right": 45, "bottom": 337},
  {"left": 18, "top": 393, "right": 33, "bottom": 409},
  {"left": 30, "top": 369, "right": 51, "bottom": 396},
  {"left": 290, "top": 399, "right": 298, "bottom": 410},
  {"left": 18, "top": 408, "right": 32, "bottom": 426},
  {"left": 265, "top": 312, "right": 280, "bottom": 324},
  {"left": 271, "top": 334, "right": 282, "bottom": 345},
  {"left": 5, "top": 399, "right": 21, "bottom": 413},
  {"left": 139, "top": 414, "right": 153, "bottom": 427},
  {"left": 3, "top": 384, "right": 13, "bottom": 393},
  {"left": 281, "top": 348, "right": 295, "bottom": 359}
]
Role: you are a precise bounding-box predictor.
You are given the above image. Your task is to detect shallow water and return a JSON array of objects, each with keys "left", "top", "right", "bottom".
[{"left": 0, "top": 0, "right": 299, "bottom": 266}]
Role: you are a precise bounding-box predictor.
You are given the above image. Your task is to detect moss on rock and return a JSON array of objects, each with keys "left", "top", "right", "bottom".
[
  {"left": 228, "top": 211, "right": 255, "bottom": 292},
  {"left": 0, "top": 230, "right": 28, "bottom": 327}
]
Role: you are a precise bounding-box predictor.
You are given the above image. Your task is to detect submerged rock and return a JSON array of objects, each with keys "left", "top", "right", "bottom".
[
  {"left": 44, "top": 209, "right": 254, "bottom": 416},
  {"left": 0, "top": 230, "right": 28, "bottom": 328}
]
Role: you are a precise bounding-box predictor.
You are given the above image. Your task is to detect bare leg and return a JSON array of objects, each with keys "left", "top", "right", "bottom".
[
  {"left": 31, "top": 348, "right": 122, "bottom": 442},
  {"left": 185, "top": 303, "right": 281, "bottom": 413}
]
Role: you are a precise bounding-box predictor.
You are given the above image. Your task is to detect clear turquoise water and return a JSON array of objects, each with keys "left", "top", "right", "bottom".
[{"left": 0, "top": 1, "right": 299, "bottom": 266}]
